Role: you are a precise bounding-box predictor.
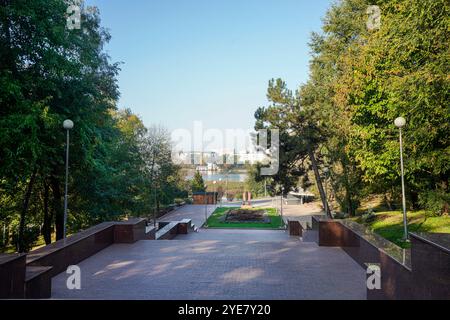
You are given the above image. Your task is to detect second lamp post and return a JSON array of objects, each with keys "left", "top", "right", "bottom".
[
  {"left": 63, "top": 119, "right": 74, "bottom": 239},
  {"left": 395, "top": 116, "right": 408, "bottom": 240}
]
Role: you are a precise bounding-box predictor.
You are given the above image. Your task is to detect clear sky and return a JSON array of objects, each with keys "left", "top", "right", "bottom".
[{"left": 85, "top": 0, "right": 332, "bottom": 132}]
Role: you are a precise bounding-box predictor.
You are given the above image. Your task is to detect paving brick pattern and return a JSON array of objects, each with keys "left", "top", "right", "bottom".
[
  {"left": 51, "top": 229, "right": 366, "bottom": 300},
  {"left": 176, "top": 228, "right": 292, "bottom": 241}
]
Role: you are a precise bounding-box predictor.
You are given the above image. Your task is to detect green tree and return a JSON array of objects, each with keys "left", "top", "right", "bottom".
[
  {"left": 295, "top": 0, "right": 449, "bottom": 216},
  {"left": 1, "top": 0, "right": 121, "bottom": 249},
  {"left": 144, "top": 125, "right": 185, "bottom": 217},
  {"left": 191, "top": 171, "right": 206, "bottom": 193},
  {"left": 337, "top": 0, "right": 449, "bottom": 212},
  {"left": 254, "top": 78, "right": 331, "bottom": 217},
  {"left": 298, "top": 0, "right": 372, "bottom": 215},
  {"left": 245, "top": 164, "right": 269, "bottom": 198}
]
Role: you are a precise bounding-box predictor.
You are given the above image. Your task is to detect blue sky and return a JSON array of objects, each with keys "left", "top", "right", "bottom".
[{"left": 85, "top": 0, "right": 332, "bottom": 131}]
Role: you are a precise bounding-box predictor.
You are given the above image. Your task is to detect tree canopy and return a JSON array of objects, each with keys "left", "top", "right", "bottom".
[
  {"left": 191, "top": 171, "right": 206, "bottom": 193},
  {"left": 252, "top": 0, "right": 449, "bottom": 216},
  {"left": 0, "top": 0, "right": 185, "bottom": 252}
]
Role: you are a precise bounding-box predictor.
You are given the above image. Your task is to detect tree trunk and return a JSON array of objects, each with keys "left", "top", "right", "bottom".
[
  {"left": 156, "top": 191, "right": 160, "bottom": 214},
  {"left": 341, "top": 162, "right": 355, "bottom": 216},
  {"left": 150, "top": 155, "right": 156, "bottom": 225},
  {"left": 346, "top": 190, "right": 354, "bottom": 216},
  {"left": 384, "top": 193, "right": 393, "bottom": 211},
  {"left": 410, "top": 191, "right": 419, "bottom": 210},
  {"left": 307, "top": 144, "right": 331, "bottom": 218},
  {"left": 0, "top": 0, "right": 16, "bottom": 75},
  {"left": 3, "top": 224, "right": 9, "bottom": 246},
  {"left": 51, "top": 176, "right": 64, "bottom": 240},
  {"left": 42, "top": 180, "right": 52, "bottom": 245},
  {"left": 18, "top": 168, "right": 37, "bottom": 252}
]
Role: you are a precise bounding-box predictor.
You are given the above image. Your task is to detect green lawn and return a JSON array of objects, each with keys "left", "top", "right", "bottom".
[
  {"left": 0, "top": 232, "right": 57, "bottom": 254},
  {"left": 352, "top": 210, "right": 450, "bottom": 248},
  {"left": 206, "top": 207, "right": 284, "bottom": 229}
]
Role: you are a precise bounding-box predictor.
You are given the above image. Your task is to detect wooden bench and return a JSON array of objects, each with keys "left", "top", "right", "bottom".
[{"left": 25, "top": 266, "right": 53, "bottom": 299}]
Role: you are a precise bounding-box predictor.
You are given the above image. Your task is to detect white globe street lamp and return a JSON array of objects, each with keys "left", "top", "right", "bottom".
[
  {"left": 63, "top": 119, "right": 74, "bottom": 130},
  {"left": 395, "top": 117, "right": 408, "bottom": 240},
  {"left": 63, "top": 119, "right": 74, "bottom": 239},
  {"left": 395, "top": 117, "right": 406, "bottom": 129}
]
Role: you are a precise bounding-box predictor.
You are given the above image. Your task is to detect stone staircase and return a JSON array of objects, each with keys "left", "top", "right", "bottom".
[
  {"left": 155, "top": 219, "right": 196, "bottom": 240},
  {"left": 286, "top": 215, "right": 322, "bottom": 243}
]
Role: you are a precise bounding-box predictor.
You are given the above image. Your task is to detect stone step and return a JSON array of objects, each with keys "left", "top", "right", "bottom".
[
  {"left": 145, "top": 225, "right": 157, "bottom": 240},
  {"left": 25, "top": 266, "right": 53, "bottom": 299},
  {"left": 155, "top": 221, "right": 179, "bottom": 240}
]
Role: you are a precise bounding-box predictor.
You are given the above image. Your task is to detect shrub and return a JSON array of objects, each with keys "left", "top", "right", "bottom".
[
  {"left": 361, "top": 207, "right": 376, "bottom": 223},
  {"left": 12, "top": 225, "right": 40, "bottom": 252},
  {"left": 227, "top": 193, "right": 235, "bottom": 201},
  {"left": 419, "top": 189, "right": 450, "bottom": 217},
  {"left": 333, "top": 212, "right": 349, "bottom": 219}
]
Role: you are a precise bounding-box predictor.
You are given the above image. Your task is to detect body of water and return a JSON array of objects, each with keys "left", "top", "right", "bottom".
[{"left": 185, "top": 170, "right": 248, "bottom": 182}]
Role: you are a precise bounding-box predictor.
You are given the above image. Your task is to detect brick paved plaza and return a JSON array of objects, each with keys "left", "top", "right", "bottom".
[{"left": 51, "top": 227, "right": 366, "bottom": 300}]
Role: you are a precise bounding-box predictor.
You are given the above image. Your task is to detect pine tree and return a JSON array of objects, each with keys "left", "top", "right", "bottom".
[{"left": 191, "top": 171, "right": 206, "bottom": 193}]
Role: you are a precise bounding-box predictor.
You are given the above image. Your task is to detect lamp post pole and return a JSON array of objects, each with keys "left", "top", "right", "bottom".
[
  {"left": 323, "top": 167, "right": 330, "bottom": 214},
  {"left": 280, "top": 186, "right": 284, "bottom": 221},
  {"left": 395, "top": 117, "right": 408, "bottom": 240},
  {"left": 218, "top": 179, "right": 222, "bottom": 207},
  {"left": 63, "top": 119, "right": 74, "bottom": 239},
  {"left": 153, "top": 178, "right": 157, "bottom": 228},
  {"left": 225, "top": 170, "right": 228, "bottom": 201},
  {"left": 213, "top": 180, "right": 217, "bottom": 207},
  {"left": 204, "top": 189, "right": 208, "bottom": 227},
  {"left": 264, "top": 178, "right": 267, "bottom": 198}
]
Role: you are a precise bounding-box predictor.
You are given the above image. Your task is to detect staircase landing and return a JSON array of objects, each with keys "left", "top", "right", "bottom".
[{"left": 51, "top": 229, "right": 366, "bottom": 300}]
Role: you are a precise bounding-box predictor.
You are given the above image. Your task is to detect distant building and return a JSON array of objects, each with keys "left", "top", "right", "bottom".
[
  {"left": 236, "top": 151, "right": 267, "bottom": 165},
  {"left": 175, "top": 150, "right": 269, "bottom": 167},
  {"left": 195, "top": 163, "right": 219, "bottom": 172}
]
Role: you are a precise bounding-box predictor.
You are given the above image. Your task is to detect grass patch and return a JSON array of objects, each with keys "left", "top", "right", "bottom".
[
  {"left": 352, "top": 210, "right": 450, "bottom": 248},
  {"left": 206, "top": 207, "right": 284, "bottom": 229}
]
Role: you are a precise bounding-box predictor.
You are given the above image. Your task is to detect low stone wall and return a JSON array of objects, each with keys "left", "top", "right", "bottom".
[
  {"left": 410, "top": 233, "right": 450, "bottom": 299},
  {"left": 27, "top": 218, "right": 153, "bottom": 277},
  {"left": 288, "top": 220, "right": 302, "bottom": 236},
  {"left": 114, "top": 219, "right": 153, "bottom": 243},
  {"left": 156, "top": 222, "right": 179, "bottom": 240},
  {"left": 0, "top": 253, "right": 26, "bottom": 299},
  {"left": 377, "top": 250, "right": 413, "bottom": 300},
  {"left": 177, "top": 219, "right": 193, "bottom": 235},
  {"left": 156, "top": 219, "right": 193, "bottom": 239},
  {"left": 1, "top": 218, "right": 155, "bottom": 299},
  {"left": 27, "top": 222, "right": 116, "bottom": 277},
  {"left": 313, "top": 216, "right": 450, "bottom": 300}
]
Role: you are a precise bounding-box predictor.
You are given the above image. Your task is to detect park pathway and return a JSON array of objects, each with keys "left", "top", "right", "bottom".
[
  {"left": 157, "top": 202, "right": 325, "bottom": 230},
  {"left": 156, "top": 204, "right": 238, "bottom": 229}
]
